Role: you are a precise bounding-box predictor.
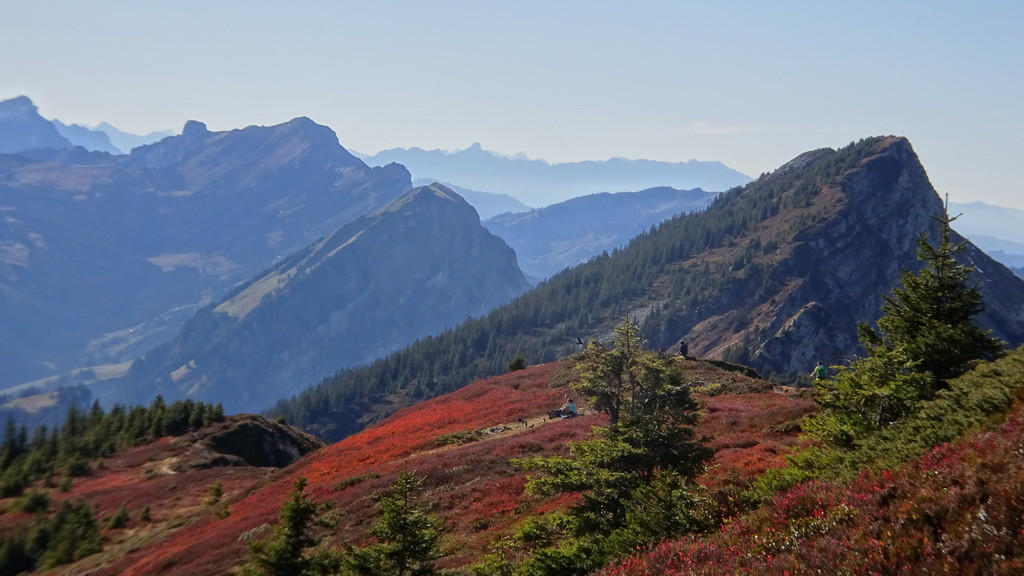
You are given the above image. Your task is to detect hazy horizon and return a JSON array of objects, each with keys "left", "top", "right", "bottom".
[{"left": 3, "top": 1, "right": 1021, "bottom": 209}]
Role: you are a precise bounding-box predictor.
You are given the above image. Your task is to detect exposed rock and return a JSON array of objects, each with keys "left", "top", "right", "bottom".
[
  {"left": 679, "top": 137, "right": 1024, "bottom": 376},
  {"left": 172, "top": 413, "right": 323, "bottom": 471}
]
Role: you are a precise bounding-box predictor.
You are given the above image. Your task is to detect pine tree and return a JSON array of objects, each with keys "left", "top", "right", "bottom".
[
  {"left": 241, "top": 477, "right": 336, "bottom": 576},
  {"left": 807, "top": 206, "right": 1006, "bottom": 446},
  {"left": 515, "top": 318, "right": 712, "bottom": 574},
  {"left": 345, "top": 471, "right": 442, "bottom": 576},
  {"left": 863, "top": 207, "right": 1004, "bottom": 387}
]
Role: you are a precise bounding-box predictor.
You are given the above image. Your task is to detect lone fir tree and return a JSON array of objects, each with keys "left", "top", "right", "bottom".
[{"left": 808, "top": 204, "right": 1005, "bottom": 446}]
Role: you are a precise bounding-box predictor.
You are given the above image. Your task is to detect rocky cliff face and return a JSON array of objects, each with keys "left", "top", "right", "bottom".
[
  {"left": 123, "top": 183, "right": 531, "bottom": 413},
  {"left": 672, "top": 137, "right": 1024, "bottom": 376}
]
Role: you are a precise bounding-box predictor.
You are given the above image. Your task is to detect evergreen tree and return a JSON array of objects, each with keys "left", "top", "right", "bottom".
[
  {"left": 807, "top": 207, "right": 1005, "bottom": 447},
  {"left": 344, "top": 471, "right": 442, "bottom": 576},
  {"left": 241, "top": 477, "right": 336, "bottom": 576},
  {"left": 515, "top": 318, "right": 712, "bottom": 574},
  {"left": 34, "top": 499, "right": 102, "bottom": 570}
]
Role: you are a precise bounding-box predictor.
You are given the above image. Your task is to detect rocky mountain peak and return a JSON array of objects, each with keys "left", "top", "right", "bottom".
[
  {"left": 121, "top": 183, "right": 530, "bottom": 415},
  {"left": 0, "top": 95, "right": 73, "bottom": 153},
  {"left": 0, "top": 95, "right": 37, "bottom": 116},
  {"left": 677, "top": 136, "right": 1024, "bottom": 377},
  {"left": 374, "top": 182, "right": 478, "bottom": 220},
  {"left": 181, "top": 119, "right": 210, "bottom": 138}
]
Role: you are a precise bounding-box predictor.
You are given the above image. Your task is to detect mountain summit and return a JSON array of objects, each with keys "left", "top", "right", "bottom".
[
  {"left": 0, "top": 95, "right": 73, "bottom": 152},
  {"left": 122, "top": 183, "right": 531, "bottom": 414},
  {"left": 668, "top": 136, "right": 1024, "bottom": 375},
  {"left": 274, "top": 136, "right": 1024, "bottom": 439}
]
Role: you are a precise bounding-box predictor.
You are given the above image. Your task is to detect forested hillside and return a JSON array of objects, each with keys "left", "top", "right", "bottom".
[{"left": 270, "top": 136, "right": 1024, "bottom": 441}]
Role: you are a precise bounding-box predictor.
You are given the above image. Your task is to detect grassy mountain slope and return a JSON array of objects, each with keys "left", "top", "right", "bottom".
[
  {"left": 0, "top": 414, "right": 321, "bottom": 575},
  {"left": 59, "top": 358, "right": 811, "bottom": 575},
  {"left": 599, "top": 346, "right": 1024, "bottom": 575}
]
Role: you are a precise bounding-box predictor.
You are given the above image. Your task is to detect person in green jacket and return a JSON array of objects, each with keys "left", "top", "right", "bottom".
[{"left": 810, "top": 361, "right": 828, "bottom": 380}]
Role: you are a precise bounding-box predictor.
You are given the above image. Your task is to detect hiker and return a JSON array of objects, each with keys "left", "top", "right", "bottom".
[
  {"left": 810, "top": 361, "right": 828, "bottom": 380},
  {"left": 548, "top": 395, "right": 577, "bottom": 419},
  {"left": 678, "top": 340, "right": 689, "bottom": 358}
]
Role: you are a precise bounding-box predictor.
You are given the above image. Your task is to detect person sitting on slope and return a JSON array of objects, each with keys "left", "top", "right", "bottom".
[{"left": 548, "top": 395, "right": 577, "bottom": 419}]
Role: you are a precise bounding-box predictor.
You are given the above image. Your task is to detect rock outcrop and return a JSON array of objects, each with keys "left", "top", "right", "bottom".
[{"left": 173, "top": 413, "right": 323, "bottom": 470}]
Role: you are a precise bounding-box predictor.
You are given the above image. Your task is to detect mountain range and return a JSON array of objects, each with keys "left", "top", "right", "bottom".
[
  {"left": 4, "top": 94, "right": 1024, "bottom": 435},
  {"left": 120, "top": 183, "right": 531, "bottom": 413},
  {"left": 3, "top": 96, "right": 1024, "bottom": 575},
  {"left": 0, "top": 96, "right": 170, "bottom": 155},
  {"left": 360, "top": 142, "right": 752, "bottom": 206},
  {"left": 0, "top": 110, "right": 412, "bottom": 395},
  {"left": 272, "top": 136, "right": 1024, "bottom": 440}
]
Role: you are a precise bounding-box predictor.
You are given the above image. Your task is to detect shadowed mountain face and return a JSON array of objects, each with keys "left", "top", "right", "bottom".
[
  {"left": 0, "top": 117, "right": 411, "bottom": 389},
  {"left": 121, "top": 183, "right": 532, "bottom": 413}
]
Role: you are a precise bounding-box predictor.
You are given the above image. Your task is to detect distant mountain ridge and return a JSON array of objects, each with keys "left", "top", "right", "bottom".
[
  {"left": 121, "top": 183, "right": 531, "bottom": 413},
  {"left": 0, "top": 95, "right": 174, "bottom": 154},
  {"left": 484, "top": 186, "right": 719, "bottom": 279},
  {"left": 50, "top": 118, "right": 123, "bottom": 154},
  {"left": 0, "top": 115, "right": 411, "bottom": 392},
  {"left": 362, "top": 142, "right": 751, "bottom": 206},
  {"left": 0, "top": 95, "right": 72, "bottom": 152}
]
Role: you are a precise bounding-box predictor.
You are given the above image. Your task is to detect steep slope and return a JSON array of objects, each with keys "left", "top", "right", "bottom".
[
  {"left": 599, "top": 346, "right": 1024, "bottom": 576},
  {"left": 484, "top": 186, "right": 718, "bottom": 279},
  {"left": 0, "top": 117, "right": 410, "bottom": 391},
  {"left": 365, "top": 142, "right": 750, "bottom": 206},
  {"left": 662, "top": 137, "right": 1024, "bottom": 375},
  {"left": 121, "top": 183, "right": 531, "bottom": 413},
  {"left": 272, "top": 136, "right": 1024, "bottom": 439}
]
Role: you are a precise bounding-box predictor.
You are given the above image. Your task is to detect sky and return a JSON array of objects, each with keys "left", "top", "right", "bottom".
[{"left": 2, "top": 1, "right": 1022, "bottom": 208}]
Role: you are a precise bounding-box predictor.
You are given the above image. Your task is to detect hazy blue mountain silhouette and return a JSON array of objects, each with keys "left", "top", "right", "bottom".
[
  {"left": 0, "top": 116, "right": 410, "bottom": 392},
  {"left": 0, "top": 96, "right": 72, "bottom": 152},
  {"left": 484, "top": 186, "right": 718, "bottom": 279},
  {"left": 121, "top": 183, "right": 531, "bottom": 413},
  {"left": 363, "top": 142, "right": 751, "bottom": 206}
]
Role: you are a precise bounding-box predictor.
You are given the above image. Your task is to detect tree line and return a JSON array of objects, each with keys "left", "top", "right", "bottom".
[{"left": 1, "top": 396, "right": 224, "bottom": 498}]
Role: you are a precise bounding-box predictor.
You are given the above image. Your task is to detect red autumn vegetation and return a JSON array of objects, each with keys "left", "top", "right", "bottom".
[
  {"left": 7, "top": 356, "right": 809, "bottom": 576},
  {"left": 598, "top": 399, "right": 1024, "bottom": 575}
]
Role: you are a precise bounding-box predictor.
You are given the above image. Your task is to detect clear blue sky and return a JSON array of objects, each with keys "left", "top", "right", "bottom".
[{"left": 3, "top": 1, "right": 1022, "bottom": 208}]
